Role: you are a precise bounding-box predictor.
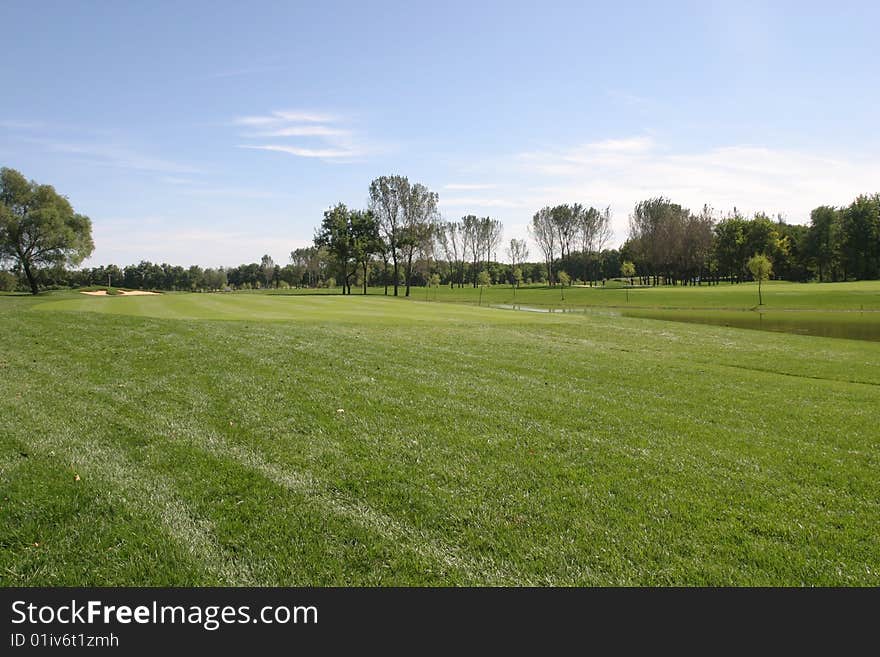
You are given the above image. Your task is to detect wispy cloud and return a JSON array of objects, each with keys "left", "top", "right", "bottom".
[
  {"left": 238, "top": 144, "right": 361, "bottom": 159},
  {"left": 233, "top": 108, "right": 373, "bottom": 161},
  {"left": 246, "top": 125, "right": 350, "bottom": 138},
  {"left": 233, "top": 110, "right": 338, "bottom": 126}
]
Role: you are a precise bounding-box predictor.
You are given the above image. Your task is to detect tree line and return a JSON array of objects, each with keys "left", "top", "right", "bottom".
[
  {"left": 619, "top": 194, "right": 880, "bottom": 286},
  {"left": 3, "top": 165, "right": 880, "bottom": 294}
]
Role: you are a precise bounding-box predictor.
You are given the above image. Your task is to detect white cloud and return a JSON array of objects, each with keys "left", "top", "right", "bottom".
[
  {"left": 239, "top": 144, "right": 360, "bottom": 159},
  {"left": 512, "top": 136, "right": 880, "bottom": 244},
  {"left": 233, "top": 108, "right": 374, "bottom": 161},
  {"left": 233, "top": 110, "right": 338, "bottom": 126},
  {"left": 247, "top": 125, "right": 350, "bottom": 138}
]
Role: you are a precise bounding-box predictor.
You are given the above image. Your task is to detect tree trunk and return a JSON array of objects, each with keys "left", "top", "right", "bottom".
[
  {"left": 22, "top": 259, "right": 38, "bottom": 295},
  {"left": 405, "top": 251, "right": 413, "bottom": 297},
  {"left": 363, "top": 262, "right": 368, "bottom": 295},
  {"left": 392, "top": 253, "right": 399, "bottom": 297}
]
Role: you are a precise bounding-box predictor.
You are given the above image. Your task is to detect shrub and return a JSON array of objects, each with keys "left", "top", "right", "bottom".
[{"left": 0, "top": 271, "right": 19, "bottom": 291}]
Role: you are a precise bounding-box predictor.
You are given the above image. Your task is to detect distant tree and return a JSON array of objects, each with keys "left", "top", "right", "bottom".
[
  {"left": 187, "top": 265, "right": 204, "bottom": 290},
  {"left": 506, "top": 238, "right": 529, "bottom": 287},
  {"left": 203, "top": 267, "right": 227, "bottom": 291},
  {"left": 399, "top": 182, "right": 438, "bottom": 297},
  {"left": 512, "top": 267, "right": 523, "bottom": 290},
  {"left": 350, "top": 209, "right": 380, "bottom": 295},
  {"left": 713, "top": 214, "right": 749, "bottom": 282},
  {"left": 530, "top": 207, "right": 557, "bottom": 285},
  {"left": 480, "top": 216, "right": 504, "bottom": 271},
  {"left": 0, "top": 167, "right": 94, "bottom": 294},
  {"left": 557, "top": 270, "right": 571, "bottom": 287},
  {"left": 551, "top": 205, "right": 577, "bottom": 260},
  {"left": 315, "top": 203, "right": 356, "bottom": 294},
  {"left": 806, "top": 206, "right": 840, "bottom": 281},
  {"left": 576, "top": 205, "right": 613, "bottom": 284},
  {"left": 621, "top": 260, "right": 636, "bottom": 284},
  {"left": 840, "top": 195, "right": 880, "bottom": 280},
  {"left": 369, "top": 175, "right": 407, "bottom": 296},
  {"left": 260, "top": 254, "right": 275, "bottom": 288},
  {"left": 461, "top": 215, "right": 481, "bottom": 287},
  {"left": 477, "top": 269, "right": 491, "bottom": 287},
  {"left": 747, "top": 254, "right": 773, "bottom": 305}
]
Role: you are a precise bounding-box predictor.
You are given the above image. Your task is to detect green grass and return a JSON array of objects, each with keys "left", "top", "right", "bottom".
[
  {"left": 421, "top": 279, "right": 880, "bottom": 311},
  {"left": 1, "top": 288, "right": 879, "bottom": 585}
]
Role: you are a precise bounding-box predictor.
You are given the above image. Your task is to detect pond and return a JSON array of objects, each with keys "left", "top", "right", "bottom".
[{"left": 622, "top": 309, "right": 880, "bottom": 342}]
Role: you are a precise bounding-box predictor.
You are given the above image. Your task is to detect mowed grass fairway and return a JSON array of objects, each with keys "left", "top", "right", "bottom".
[{"left": 1, "top": 289, "right": 879, "bottom": 585}]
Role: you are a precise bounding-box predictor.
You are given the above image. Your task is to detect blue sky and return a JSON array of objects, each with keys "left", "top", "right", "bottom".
[{"left": 3, "top": 1, "right": 879, "bottom": 266}]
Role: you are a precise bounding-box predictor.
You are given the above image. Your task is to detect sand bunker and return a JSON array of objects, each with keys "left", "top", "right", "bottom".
[{"left": 80, "top": 290, "right": 160, "bottom": 296}]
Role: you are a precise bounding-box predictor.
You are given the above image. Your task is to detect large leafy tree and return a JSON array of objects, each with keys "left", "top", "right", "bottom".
[
  {"left": 0, "top": 167, "right": 94, "bottom": 294},
  {"left": 840, "top": 194, "right": 880, "bottom": 280},
  {"left": 399, "top": 182, "right": 439, "bottom": 297},
  {"left": 368, "top": 175, "right": 407, "bottom": 296},
  {"left": 349, "top": 209, "right": 380, "bottom": 295},
  {"left": 806, "top": 206, "right": 840, "bottom": 281},
  {"left": 315, "top": 203, "right": 356, "bottom": 294}
]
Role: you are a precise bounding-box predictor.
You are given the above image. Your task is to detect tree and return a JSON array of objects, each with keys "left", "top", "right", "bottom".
[
  {"left": 506, "top": 238, "right": 529, "bottom": 287},
  {"left": 747, "top": 254, "right": 772, "bottom": 306},
  {"left": 369, "top": 175, "right": 407, "bottom": 296},
  {"left": 806, "top": 206, "right": 840, "bottom": 281},
  {"left": 576, "top": 205, "right": 612, "bottom": 284},
  {"left": 399, "top": 182, "right": 438, "bottom": 297},
  {"left": 461, "top": 214, "right": 481, "bottom": 287},
  {"left": 621, "top": 260, "right": 636, "bottom": 284},
  {"left": 260, "top": 254, "right": 275, "bottom": 289},
  {"left": 315, "top": 203, "right": 356, "bottom": 294},
  {"left": 512, "top": 267, "right": 523, "bottom": 290},
  {"left": 557, "top": 270, "right": 570, "bottom": 300},
  {"left": 529, "top": 207, "right": 557, "bottom": 285},
  {"left": 436, "top": 219, "right": 464, "bottom": 288},
  {"left": 551, "top": 205, "right": 577, "bottom": 260},
  {"left": 480, "top": 216, "right": 504, "bottom": 272},
  {"left": 713, "top": 214, "right": 748, "bottom": 282},
  {"left": 350, "top": 209, "right": 380, "bottom": 295},
  {"left": 0, "top": 167, "right": 94, "bottom": 294},
  {"left": 840, "top": 195, "right": 880, "bottom": 280}
]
